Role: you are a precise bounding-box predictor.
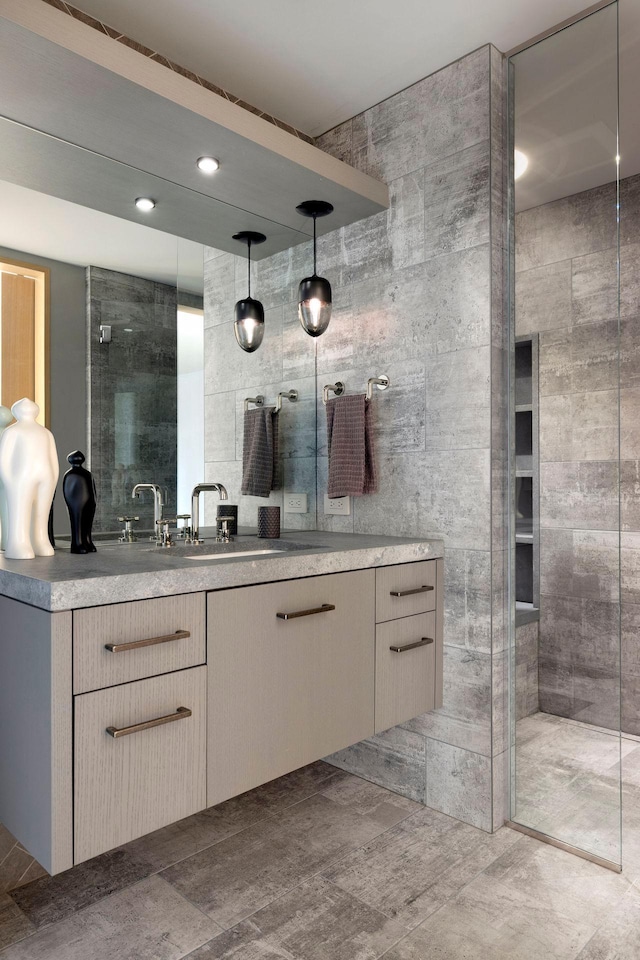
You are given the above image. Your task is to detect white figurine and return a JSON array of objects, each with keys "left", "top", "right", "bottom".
[
  {"left": 0, "top": 398, "right": 59, "bottom": 560},
  {"left": 0, "top": 405, "right": 13, "bottom": 551}
]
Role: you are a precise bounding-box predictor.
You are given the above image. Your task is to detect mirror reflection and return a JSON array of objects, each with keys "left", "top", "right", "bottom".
[{"left": 0, "top": 156, "right": 317, "bottom": 539}]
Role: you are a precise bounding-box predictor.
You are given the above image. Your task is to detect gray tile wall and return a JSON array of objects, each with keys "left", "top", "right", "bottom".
[
  {"left": 313, "top": 46, "right": 508, "bottom": 833},
  {"left": 87, "top": 266, "right": 178, "bottom": 533},
  {"left": 515, "top": 175, "right": 640, "bottom": 734}
]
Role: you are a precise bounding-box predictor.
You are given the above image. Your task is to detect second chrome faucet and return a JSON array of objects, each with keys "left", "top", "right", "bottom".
[{"left": 191, "top": 483, "right": 228, "bottom": 544}]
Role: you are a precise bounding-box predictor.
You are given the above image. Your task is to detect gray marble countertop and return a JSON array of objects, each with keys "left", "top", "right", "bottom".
[{"left": 0, "top": 530, "right": 444, "bottom": 612}]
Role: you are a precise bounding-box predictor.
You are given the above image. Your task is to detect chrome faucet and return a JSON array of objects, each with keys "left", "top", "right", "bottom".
[
  {"left": 132, "top": 483, "right": 164, "bottom": 541},
  {"left": 190, "top": 483, "right": 228, "bottom": 544}
]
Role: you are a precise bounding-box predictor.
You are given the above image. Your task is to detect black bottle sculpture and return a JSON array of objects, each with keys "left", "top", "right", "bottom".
[{"left": 63, "top": 451, "right": 97, "bottom": 554}]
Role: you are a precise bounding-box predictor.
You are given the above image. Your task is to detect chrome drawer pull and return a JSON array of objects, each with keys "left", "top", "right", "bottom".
[
  {"left": 390, "top": 585, "right": 434, "bottom": 597},
  {"left": 106, "top": 706, "right": 191, "bottom": 738},
  {"left": 390, "top": 637, "right": 434, "bottom": 653},
  {"left": 105, "top": 629, "right": 191, "bottom": 653},
  {"left": 276, "top": 603, "right": 336, "bottom": 621}
]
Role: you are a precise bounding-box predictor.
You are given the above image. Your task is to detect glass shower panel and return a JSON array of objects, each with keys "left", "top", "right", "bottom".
[{"left": 509, "top": 2, "right": 622, "bottom": 867}]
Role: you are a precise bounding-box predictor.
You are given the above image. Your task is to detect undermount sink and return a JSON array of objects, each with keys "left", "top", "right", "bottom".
[{"left": 185, "top": 548, "right": 284, "bottom": 560}]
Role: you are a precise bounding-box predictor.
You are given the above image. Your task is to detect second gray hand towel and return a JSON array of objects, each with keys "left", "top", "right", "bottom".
[
  {"left": 326, "top": 394, "right": 378, "bottom": 498},
  {"left": 241, "top": 406, "right": 279, "bottom": 497}
]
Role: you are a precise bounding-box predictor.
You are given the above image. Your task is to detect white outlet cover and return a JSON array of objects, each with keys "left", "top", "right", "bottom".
[
  {"left": 284, "top": 492, "right": 308, "bottom": 513},
  {"left": 324, "top": 494, "right": 351, "bottom": 516}
]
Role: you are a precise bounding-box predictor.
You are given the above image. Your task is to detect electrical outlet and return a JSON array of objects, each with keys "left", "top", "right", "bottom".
[
  {"left": 324, "top": 494, "right": 351, "bottom": 516},
  {"left": 284, "top": 492, "right": 308, "bottom": 514}
]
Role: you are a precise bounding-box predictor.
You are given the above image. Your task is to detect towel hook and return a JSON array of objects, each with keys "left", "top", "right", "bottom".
[
  {"left": 323, "top": 382, "right": 345, "bottom": 405},
  {"left": 243, "top": 395, "right": 265, "bottom": 412},
  {"left": 366, "top": 375, "right": 390, "bottom": 400},
  {"left": 275, "top": 390, "right": 298, "bottom": 413}
]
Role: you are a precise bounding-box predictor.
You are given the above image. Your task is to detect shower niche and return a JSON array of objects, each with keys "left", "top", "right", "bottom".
[{"left": 515, "top": 334, "right": 539, "bottom": 626}]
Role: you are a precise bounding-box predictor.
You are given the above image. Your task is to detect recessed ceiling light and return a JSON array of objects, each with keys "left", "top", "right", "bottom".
[
  {"left": 514, "top": 149, "right": 528, "bottom": 181},
  {"left": 123, "top": 327, "right": 133, "bottom": 332},
  {"left": 135, "top": 197, "right": 156, "bottom": 211},
  {"left": 196, "top": 156, "right": 220, "bottom": 174}
]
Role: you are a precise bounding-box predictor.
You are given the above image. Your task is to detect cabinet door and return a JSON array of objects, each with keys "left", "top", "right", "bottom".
[
  {"left": 207, "top": 570, "right": 375, "bottom": 806},
  {"left": 74, "top": 666, "right": 206, "bottom": 863},
  {"left": 375, "top": 612, "right": 436, "bottom": 733}
]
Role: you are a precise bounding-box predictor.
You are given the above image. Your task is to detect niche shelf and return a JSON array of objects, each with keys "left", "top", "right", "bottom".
[{"left": 515, "top": 335, "right": 539, "bottom": 627}]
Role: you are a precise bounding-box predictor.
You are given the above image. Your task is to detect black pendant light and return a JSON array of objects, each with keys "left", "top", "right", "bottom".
[
  {"left": 233, "top": 231, "right": 266, "bottom": 352},
  {"left": 296, "top": 200, "right": 334, "bottom": 337}
]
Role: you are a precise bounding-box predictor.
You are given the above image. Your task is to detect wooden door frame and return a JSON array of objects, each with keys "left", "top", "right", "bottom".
[{"left": 0, "top": 256, "right": 51, "bottom": 428}]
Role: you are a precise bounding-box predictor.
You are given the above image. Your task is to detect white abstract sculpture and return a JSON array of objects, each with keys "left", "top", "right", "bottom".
[
  {"left": 0, "top": 405, "right": 13, "bottom": 551},
  {"left": 0, "top": 398, "right": 59, "bottom": 560}
]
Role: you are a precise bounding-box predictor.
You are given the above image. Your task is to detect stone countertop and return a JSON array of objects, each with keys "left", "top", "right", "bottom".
[{"left": 0, "top": 531, "right": 444, "bottom": 612}]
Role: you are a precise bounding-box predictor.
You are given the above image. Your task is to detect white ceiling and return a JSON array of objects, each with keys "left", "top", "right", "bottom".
[{"left": 65, "top": 0, "right": 618, "bottom": 137}]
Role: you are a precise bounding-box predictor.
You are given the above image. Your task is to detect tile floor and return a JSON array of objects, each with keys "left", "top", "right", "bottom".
[
  {"left": 514, "top": 711, "right": 640, "bottom": 866},
  {"left": 1, "top": 753, "right": 640, "bottom": 958}
]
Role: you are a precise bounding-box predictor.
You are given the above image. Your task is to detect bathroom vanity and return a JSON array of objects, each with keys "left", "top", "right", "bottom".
[{"left": 0, "top": 533, "right": 443, "bottom": 874}]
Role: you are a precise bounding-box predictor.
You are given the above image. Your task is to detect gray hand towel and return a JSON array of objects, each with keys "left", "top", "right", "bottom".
[
  {"left": 241, "top": 407, "right": 279, "bottom": 498},
  {"left": 326, "top": 394, "right": 378, "bottom": 498}
]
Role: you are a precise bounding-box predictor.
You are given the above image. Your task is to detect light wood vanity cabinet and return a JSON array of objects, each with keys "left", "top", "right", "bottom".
[
  {"left": 207, "top": 569, "right": 375, "bottom": 806},
  {"left": 0, "top": 557, "right": 442, "bottom": 875}
]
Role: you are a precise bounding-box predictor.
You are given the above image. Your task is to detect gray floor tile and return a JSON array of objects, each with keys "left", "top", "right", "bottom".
[
  {"left": 484, "top": 835, "right": 630, "bottom": 926},
  {"left": 323, "top": 806, "right": 519, "bottom": 930},
  {"left": 183, "top": 876, "right": 407, "bottom": 959},
  {"left": 0, "top": 895, "right": 34, "bottom": 951},
  {"left": 8, "top": 846, "right": 151, "bottom": 929},
  {"left": 161, "top": 795, "right": 386, "bottom": 930},
  {"left": 0, "top": 875, "right": 220, "bottom": 960},
  {"left": 384, "top": 872, "right": 596, "bottom": 960},
  {"left": 318, "top": 772, "right": 423, "bottom": 828},
  {"left": 576, "top": 881, "right": 640, "bottom": 959}
]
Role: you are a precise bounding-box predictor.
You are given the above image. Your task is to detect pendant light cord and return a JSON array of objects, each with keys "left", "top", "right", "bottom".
[
  {"left": 247, "top": 239, "right": 252, "bottom": 298},
  {"left": 312, "top": 214, "right": 317, "bottom": 276}
]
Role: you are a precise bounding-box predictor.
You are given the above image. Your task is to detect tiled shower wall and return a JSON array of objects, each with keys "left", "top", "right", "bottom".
[
  {"left": 515, "top": 174, "right": 640, "bottom": 735},
  {"left": 203, "top": 45, "right": 508, "bottom": 832},
  {"left": 87, "top": 266, "right": 178, "bottom": 532}
]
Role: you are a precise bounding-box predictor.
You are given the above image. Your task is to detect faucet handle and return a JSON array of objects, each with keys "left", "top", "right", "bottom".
[
  {"left": 118, "top": 516, "right": 139, "bottom": 543},
  {"left": 216, "top": 515, "right": 234, "bottom": 543},
  {"left": 175, "top": 514, "right": 192, "bottom": 541},
  {"left": 155, "top": 517, "right": 178, "bottom": 548}
]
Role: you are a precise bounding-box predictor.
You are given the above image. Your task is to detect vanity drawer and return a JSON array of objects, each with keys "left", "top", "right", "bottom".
[
  {"left": 73, "top": 594, "right": 205, "bottom": 693},
  {"left": 74, "top": 665, "right": 206, "bottom": 863},
  {"left": 376, "top": 561, "right": 437, "bottom": 623},
  {"left": 375, "top": 612, "right": 436, "bottom": 733},
  {"left": 207, "top": 569, "right": 375, "bottom": 805}
]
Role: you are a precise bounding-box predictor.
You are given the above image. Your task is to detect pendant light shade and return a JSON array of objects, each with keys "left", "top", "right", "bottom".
[
  {"left": 233, "top": 231, "right": 266, "bottom": 352},
  {"left": 296, "top": 200, "right": 334, "bottom": 337}
]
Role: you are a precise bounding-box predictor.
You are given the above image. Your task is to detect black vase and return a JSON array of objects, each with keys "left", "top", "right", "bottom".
[{"left": 63, "top": 451, "right": 97, "bottom": 554}]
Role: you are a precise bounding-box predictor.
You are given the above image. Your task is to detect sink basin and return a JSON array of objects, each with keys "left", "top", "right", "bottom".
[{"left": 185, "top": 548, "right": 284, "bottom": 560}]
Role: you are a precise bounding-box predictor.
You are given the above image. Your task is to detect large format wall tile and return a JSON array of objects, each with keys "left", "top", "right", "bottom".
[
  {"left": 351, "top": 47, "right": 489, "bottom": 183},
  {"left": 515, "top": 182, "right": 616, "bottom": 272},
  {"left": 423, "top": 139, "right": 490, "bottom": 259},
  {"left": 515, "top": 260, "right": 571, "bottom": 335},
  {"left": 425, "top": 740, "right": 492, "bottom": 832},
  {"left": 539, "top": 461, "right": 619, "bottom": 531}
]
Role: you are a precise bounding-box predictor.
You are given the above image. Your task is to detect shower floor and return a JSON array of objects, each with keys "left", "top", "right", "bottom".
[{"left": 513, "top": 712, "right": 640, "bottom": 867}]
